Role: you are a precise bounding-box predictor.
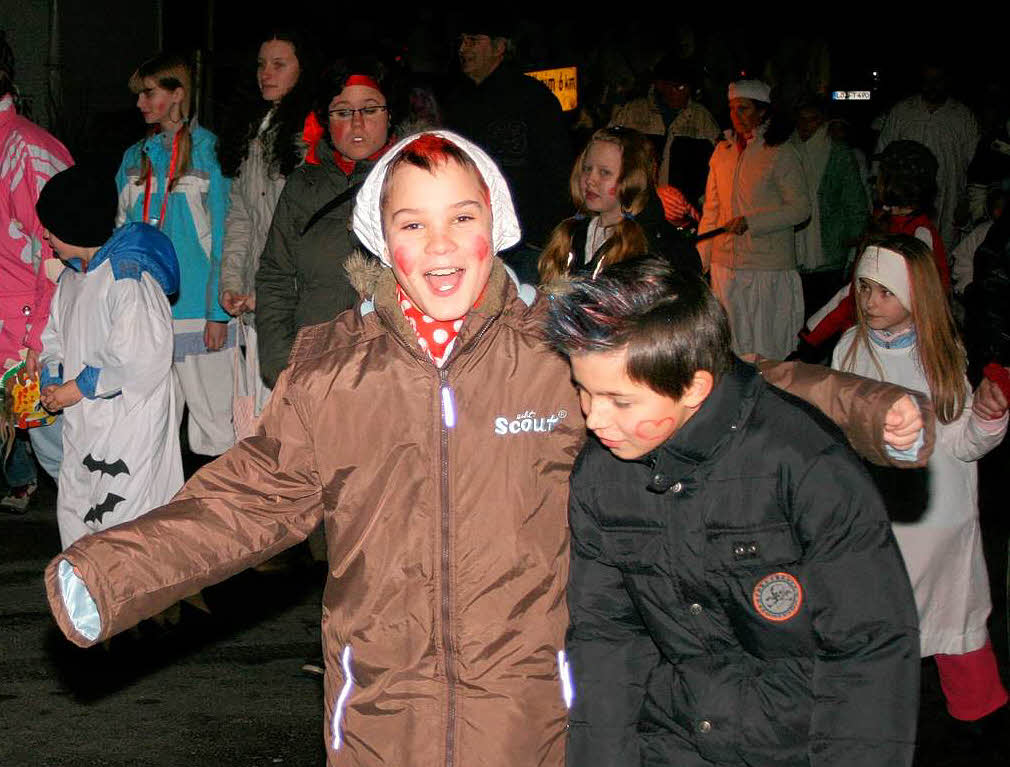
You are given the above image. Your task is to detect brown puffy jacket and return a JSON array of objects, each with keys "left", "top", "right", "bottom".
[{"left": 45, "top": 257, "right": 932, "bottom": 767}]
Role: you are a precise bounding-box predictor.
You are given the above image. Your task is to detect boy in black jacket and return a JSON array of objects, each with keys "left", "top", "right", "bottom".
[{"left": 546, "top": 258, "right": 920, "bottom": 767}]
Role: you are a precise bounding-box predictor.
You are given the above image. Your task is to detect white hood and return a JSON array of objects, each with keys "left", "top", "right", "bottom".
[{"left": 352, "top": 130, "right": 522, "bottom": 266}]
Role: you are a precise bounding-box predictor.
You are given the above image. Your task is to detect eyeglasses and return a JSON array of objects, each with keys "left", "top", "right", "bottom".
[{"left": 328, "top": 105, "right": 389, "bottom": 121}]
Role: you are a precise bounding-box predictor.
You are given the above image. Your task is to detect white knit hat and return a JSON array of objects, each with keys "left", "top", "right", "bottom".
[
  {"left": 728, "top": 79, "right": 771, "bottom": 103},
  {"left": 855, "top": 245, "right": 912, "bottom": 310},
  {"left": 352, "top": 130, "right": 522, "bottom": 266}
]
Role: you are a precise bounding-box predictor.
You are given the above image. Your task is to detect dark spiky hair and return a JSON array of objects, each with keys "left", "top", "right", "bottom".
[{"left": 546, "top": 257, "right": 733, "bottom": 399}]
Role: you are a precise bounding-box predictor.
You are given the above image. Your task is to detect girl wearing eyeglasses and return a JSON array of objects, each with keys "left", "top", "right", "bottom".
[{"left": 256, "top": 56, "right": 399, "bottom": 387}]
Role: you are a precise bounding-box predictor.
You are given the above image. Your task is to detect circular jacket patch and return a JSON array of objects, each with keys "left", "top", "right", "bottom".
[{"left": 752, "top": 572, "right": 803, "bottom": 622}]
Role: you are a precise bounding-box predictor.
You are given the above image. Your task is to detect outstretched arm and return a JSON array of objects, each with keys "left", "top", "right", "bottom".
[
  {"left": 755, "top": 358, "right": 935, "bottom": 467},
  {"left": 45, "top": 368, "right": 324, "bottom": 646}
]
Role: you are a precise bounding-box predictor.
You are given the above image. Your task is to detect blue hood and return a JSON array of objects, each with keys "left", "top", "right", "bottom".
[{"left": 87, "top": 222, "right": 181, "bottom": 295}]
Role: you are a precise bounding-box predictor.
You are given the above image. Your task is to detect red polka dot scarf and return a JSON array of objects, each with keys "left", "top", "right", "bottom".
[{"left": 396, "top": 284, "right": 463, "bottom": 367}]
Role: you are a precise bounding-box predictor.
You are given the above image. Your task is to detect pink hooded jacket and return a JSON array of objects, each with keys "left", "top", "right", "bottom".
[{"left": 0, "top": 94, "right": 73, "bottom": 370}]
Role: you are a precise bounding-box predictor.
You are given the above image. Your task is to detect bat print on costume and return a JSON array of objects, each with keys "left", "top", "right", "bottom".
[
  {"left": 84, "top": 494, "right": 126, "bottom": 524},
  {"left": 82, "top": 454, "right": 131, "bottom": 479}
]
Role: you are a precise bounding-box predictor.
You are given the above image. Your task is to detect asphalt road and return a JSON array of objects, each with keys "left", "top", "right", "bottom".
[
  {"left": 1, "top": 477, "right": 327, "bottom": 767},
  {"left": 2, "top": 447, "right": 1008, "bottom": 766}
]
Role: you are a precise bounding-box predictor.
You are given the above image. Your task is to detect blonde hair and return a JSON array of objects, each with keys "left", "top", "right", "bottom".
[
  {"left": 129, "top": 53, "right": 194, "bottom": 192},
  {"left": 841, "top": 234, "right": 967, "bottom": 423},
  {"left": 539, "top": 127, "right": 655, "bottom": 283}
]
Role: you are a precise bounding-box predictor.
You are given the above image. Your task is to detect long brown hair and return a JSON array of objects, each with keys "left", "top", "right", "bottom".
[
  {"left": 539, "top": 127, "right": 655, "bottom": 283},
  {"left": 128, "top": 53, "right": 193, "bottom": 192},
  {"left": 841, "top": 234, "right": 967, "bottom": 424}
]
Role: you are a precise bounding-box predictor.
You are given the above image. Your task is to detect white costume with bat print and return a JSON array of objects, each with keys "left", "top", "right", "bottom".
[{"left": 40, "top": 223, "right": 184, "bottom": 548}]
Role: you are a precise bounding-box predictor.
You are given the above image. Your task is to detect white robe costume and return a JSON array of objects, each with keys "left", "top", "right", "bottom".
[
  {"left": 40, "top": 223, "right": 184, "bottom": 549},
  {"left": 833, "top": 328, "right": 1007, "bottom": 655}
]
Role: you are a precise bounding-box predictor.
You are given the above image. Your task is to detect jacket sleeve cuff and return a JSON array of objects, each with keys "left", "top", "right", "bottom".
[
  {"left": 40, "top": 363, "right": 63, "bottom": 390},
  {"left": 207, "top": 307, "right": 230, "bottom": 323},
  {"left": 75, "top": 366, "right": 101, "bottom": 399},
  {"left": 884, "top": 430, "right": 925, "bottom": 462},
  {"left": 57, "top": 559, "right": 102, "bottom": 641}
]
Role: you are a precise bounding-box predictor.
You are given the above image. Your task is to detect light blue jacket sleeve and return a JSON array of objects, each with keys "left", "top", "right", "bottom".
[{"left": 204, "top": 138, "right": 231, "bottom": 323}]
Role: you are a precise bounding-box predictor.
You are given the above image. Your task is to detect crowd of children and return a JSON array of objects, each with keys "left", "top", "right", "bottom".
[
  {"left": 0, "top": 31, "right": 1005, "bottom": 767},
  {"left": 33, "top": 128, "right": 990, "bottom": 767}
]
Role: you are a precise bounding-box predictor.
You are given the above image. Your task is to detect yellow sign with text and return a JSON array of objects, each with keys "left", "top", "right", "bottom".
[{"left": 526, "top": 67, "right": 578, "bottom": 111}]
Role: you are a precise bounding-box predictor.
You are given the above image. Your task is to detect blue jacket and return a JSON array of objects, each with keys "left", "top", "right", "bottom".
[{"left": 115, "top": 123, "right": 230, "bottom": 322}]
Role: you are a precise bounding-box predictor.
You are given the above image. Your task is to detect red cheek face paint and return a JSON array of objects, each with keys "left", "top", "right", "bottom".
[
  {"left": 329, "top": 120, "right": 350, "bottom": 146},
  {"left": 393, "top": 246, "right": 416, "bottom": 276},
  {"left": 633, "top": 417, "right": 675, "bottom": 441},
  {"left": 473, "top": 235, "right": 490, "bottom": 263},
  {"left": 607, "top": 186, "right": 617, "bottom": 198}
]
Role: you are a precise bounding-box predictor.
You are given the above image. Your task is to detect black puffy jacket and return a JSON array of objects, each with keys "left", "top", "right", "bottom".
[{"left": 565, "top": 359, "right": 919, "bottom": 767}]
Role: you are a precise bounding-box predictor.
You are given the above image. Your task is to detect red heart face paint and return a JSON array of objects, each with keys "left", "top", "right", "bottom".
[
  {"left": 383, "top": 159, "right": 495, "bottom": 322},
  {"left": 634, "top": 417, "right": 676, "bottom": 441},
  {"left": 570, "top": 349, "right": 701, "bottom": 460}
]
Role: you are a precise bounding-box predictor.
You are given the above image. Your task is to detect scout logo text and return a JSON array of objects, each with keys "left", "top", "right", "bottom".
[{"left": 493, "top": 409, "right": 568, "bottom": 435}]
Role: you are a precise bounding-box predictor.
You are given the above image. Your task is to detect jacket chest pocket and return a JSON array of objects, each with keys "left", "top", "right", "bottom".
[
  {"left": 704, "top": 522, "right": 801, "bottom": 574},
  {"left": 598, "top": 527, "right": 666, "bottom": 574},
  {"left": 706, "top": 523, "right": 813, "bottom": 642}
]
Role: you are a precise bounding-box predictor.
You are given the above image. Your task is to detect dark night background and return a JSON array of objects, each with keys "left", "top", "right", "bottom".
[{"left": 3, "top": 3, "right": 1008, "bottom": 167}]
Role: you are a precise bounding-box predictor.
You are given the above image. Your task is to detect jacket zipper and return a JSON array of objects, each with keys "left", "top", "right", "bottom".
[
  {"left": 439, "top": 366, "right": 457, "bottom": 767},
  {"left": 437, "top": 318, "right": 493, "bottom": 767},
  {"left": 377, "top": 307, "right": 496, "bottom": 767}
]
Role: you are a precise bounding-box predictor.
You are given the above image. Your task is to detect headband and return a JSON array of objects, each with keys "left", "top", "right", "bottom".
[
  {"left": 345, "top": 74, "right": 382, "bottom": 92},
  {"left": 855, "top": 246, "right": 911, "bottom": 311}
]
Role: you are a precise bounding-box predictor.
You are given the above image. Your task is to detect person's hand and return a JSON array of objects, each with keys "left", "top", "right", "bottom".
[
  {"left": 204, "top": 320, "right": 228, "bottom": 351},
  {"left": 40, "top": 380, "right": 83, "bottom": 413},
  {"left": 883, "top": 394, "right": 923, "bottom": 452},
  {"left": 656, "top": 185, "right": 699, "bottom": 225},
  {"left": 18, "top": 349, "right": 39, "bottom": 384},
  {"left": 221, "top": 291, "right": 253, "bottom": 316},
  {"left": 725, "top": 216, "right": 749, "bottom": 235},
  {"left": 973, "top": 376, "right": 1009, "bottom": 421}
]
